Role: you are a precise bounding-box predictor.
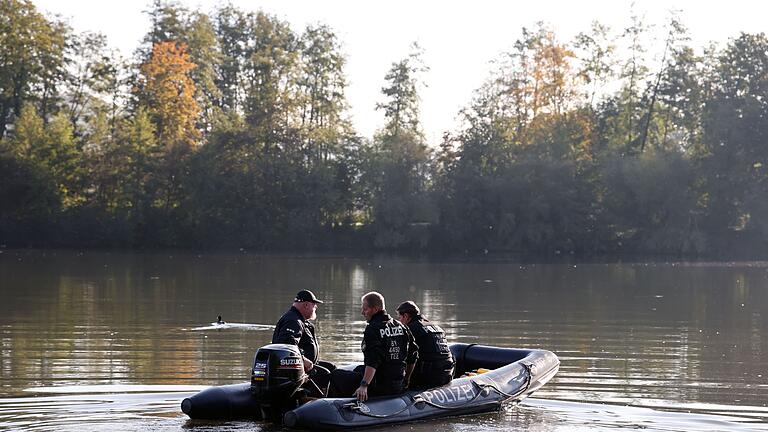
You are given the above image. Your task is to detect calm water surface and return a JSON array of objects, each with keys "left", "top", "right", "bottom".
[{"left": 0, "top": 250, "right": 766, "bottom": 431}]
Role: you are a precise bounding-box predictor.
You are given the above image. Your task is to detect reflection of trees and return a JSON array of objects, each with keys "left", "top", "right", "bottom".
[{"left": 0, "top": 252, "right": 765, "bottom": 408}]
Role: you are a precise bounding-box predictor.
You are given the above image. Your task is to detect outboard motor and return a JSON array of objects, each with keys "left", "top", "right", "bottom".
[{"left": 250, "top": 343, "right": 307, "bottom": 421}]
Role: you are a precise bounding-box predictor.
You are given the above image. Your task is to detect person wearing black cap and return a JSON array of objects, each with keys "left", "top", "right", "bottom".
[
  {"left": 396, "top": 300, "right": 455, "bottom": 389},
  {"left": 329, "top": 291, "right": 418, "bottom": 401},
  {"left": 272, "top": 289, "right": 334, "bottom": 398}
]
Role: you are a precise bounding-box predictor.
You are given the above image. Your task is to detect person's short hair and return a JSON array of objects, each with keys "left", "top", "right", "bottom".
[
  {"left": 361, "top": 291, "right": 385, "bottom": 310},
  {"left": 396, "top": 300, "right": 420, "bottom": 316}
]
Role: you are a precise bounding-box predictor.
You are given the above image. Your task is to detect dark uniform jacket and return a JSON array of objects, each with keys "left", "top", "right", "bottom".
[
  {"left": 362, "top": 310, "right": 418, "bottom": 395},
  {"left": 406, "top": 315, "right": 455, "bottom": 388},
  {"left": 272, "top": 306, "right": 319, "bottom": 363}
]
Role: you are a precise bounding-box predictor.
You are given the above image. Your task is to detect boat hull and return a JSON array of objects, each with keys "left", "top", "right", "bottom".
[{"left": 181, "top": 343, "right": 559, "bottom": 429}]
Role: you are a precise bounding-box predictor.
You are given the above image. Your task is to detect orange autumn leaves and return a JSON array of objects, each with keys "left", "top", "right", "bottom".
[{"left": 139, "top": 41, "right": 200, "bottom": 150}]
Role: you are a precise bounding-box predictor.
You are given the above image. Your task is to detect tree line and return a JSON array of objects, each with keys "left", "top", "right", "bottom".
[{"left": 2, "top": 0, "right": 768, "bottom": 257}]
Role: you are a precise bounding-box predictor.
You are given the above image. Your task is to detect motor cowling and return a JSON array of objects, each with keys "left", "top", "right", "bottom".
[{"left": 250, "top": 343, "right": 307, "bottom": 403}]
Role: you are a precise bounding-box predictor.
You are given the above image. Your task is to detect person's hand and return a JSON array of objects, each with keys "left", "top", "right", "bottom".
[
  {"left": 354, "top": 385, "right": 368, "bottom": 401},
  {"left": 303, "top": 358, "right": 314, "bottom": 372}
]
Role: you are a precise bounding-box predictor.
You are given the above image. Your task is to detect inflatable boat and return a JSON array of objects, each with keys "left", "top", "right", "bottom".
[{"left": 181, "top": 342, "right": 559, "bottom": 429}]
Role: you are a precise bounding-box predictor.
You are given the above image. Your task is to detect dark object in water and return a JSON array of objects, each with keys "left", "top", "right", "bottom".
[
  {"left": 216, "top": 315, "right": 225, "bottom": 325},
  {"left": 181, "top": 343, "right": 559, "bottom": 429}
]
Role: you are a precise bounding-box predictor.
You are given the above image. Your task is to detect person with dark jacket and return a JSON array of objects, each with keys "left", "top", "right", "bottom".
[
  {"left": 272, "top": 290, "right": 335, "bottom": 398},
  {"left": 329, "top": 291, "right": 418, "bottom": 401},
  {"left": 396, "top": 301, "right": 455, "bottom": 389}
]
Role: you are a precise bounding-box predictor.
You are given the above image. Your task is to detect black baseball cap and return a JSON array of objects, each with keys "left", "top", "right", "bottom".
[{"left": 295, "top": 289, "right": 323, "bottom": 304}]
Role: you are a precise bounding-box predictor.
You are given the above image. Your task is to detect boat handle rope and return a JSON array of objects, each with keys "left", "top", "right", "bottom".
[
  {"left": 343, "top": 365, "right": 533, "bottom": 419},
  {"left": 342, "top": 399, "right": 415, "bottom": 418},
  {"left": 484, "top": 362, "right": 532, "bottom": 399}
]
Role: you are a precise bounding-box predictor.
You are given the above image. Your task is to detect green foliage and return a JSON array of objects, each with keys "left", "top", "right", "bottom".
[
  {"left": 698, "top": 33, "right": 768, "bottom": 242},
  {"left": 5, "top": 1, "right": 768, "bottom": 257},
  {"left": 185, "top": 12, "right": 223, "bottom": 131},
  {"left": 63, "top": 32, "right": 124, "bottom": 138},
  {"left": 6, "top": 105, "right": 82, "bottom": 207},
  {"left": 377, "top": 43, "right": 427, "bottom": 139},
  {"left": 364, "top": 45, "right": 434, "bottom": 249},
  {"left": 176, "top": 9, "right": 357, "bottom": 250},
  {"left": 601, "top": 152, "right": 705, "bottom": 253},
  {"left": 0, "top": 148, "right": 60, "bottom": 244},
  {"left": 0, "top": 0, "right": 68, "bottom": 136},
  {"left": 297, "top": 24, "right": 349, "bottom": 162}
]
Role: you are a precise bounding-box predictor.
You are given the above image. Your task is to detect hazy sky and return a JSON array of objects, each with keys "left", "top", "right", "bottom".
[{"left": 32, "top": 0, "right": 768, "bottom": 143}]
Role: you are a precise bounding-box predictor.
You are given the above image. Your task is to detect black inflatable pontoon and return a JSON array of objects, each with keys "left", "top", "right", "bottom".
[{"left": 181, "top": 343, "right": 559, "bottom": 429}]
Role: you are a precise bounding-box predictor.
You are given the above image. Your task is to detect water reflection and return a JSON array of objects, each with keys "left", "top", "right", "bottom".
[{"left": 0, "top": 251, "right": 766, "bottom": 430}]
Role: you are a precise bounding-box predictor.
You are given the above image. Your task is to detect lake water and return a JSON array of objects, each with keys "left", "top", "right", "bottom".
[{"left": 0, "top": 250, "right": 766, "bottom": 431}]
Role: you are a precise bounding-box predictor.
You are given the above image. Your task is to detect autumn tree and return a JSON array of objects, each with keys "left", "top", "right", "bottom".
[
  {"left": 488, "top": 23, "right": 582, "bottom": 148},
  {"left": 137, "top": 41, "right": 199, "bottom": 213},
  {"left": 138, "top": 41, "right": 200, "bottom": 149},
  {"left": 5, "top": 1, "right": 768, "bottom": 256},
  {"left": 142, "top": 1, "right": 222, "bottom": 132}
]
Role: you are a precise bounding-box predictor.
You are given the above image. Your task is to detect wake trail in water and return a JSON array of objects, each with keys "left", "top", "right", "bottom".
[
  {"left": 187, "top": 322, "right": 275, "bottom": 331},
  {"left": 522, "top": 397, "right": 768, "bottom": 431}
]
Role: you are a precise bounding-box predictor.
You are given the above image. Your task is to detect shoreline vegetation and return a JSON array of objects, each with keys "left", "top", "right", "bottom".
[
  {"left": 3, "top": 1, "right": 768, "bottom": 258},
  {"left": 4, "top": 247, "right": 768, "bottom": 264}
]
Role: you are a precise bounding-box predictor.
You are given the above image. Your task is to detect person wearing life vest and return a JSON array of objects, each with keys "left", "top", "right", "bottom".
[
  {"left": 272, "top": 290, "right": 335, "bottom": 398},
  {"left": 329, "top": 291, "right": 418, "bottom": 401},
  {"left": 396, "top": 300, "right": 455, "bottom": 389}
]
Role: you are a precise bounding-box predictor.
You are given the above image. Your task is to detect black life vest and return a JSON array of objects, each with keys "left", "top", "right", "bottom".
[
  {"left": 407, "top": 315, "right": 454, "bottom": 387},
  {"left": 362, "top": 310, "right": 417, "bottom": 393}
]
